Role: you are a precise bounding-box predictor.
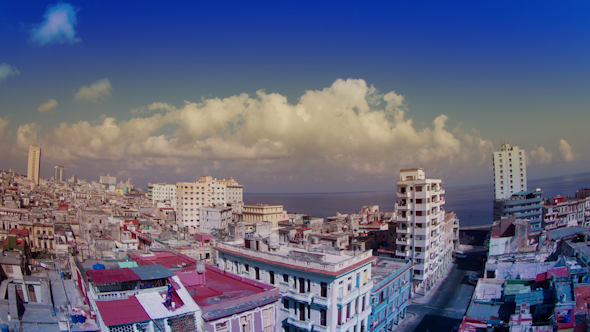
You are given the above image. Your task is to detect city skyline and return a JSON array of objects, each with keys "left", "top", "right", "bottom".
[{"left": 1, "top": 1, "right": 589, "bottom": 193}]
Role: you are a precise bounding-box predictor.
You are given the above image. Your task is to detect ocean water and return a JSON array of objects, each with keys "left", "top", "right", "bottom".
[{"left": 244, "top": 172, "right": 590, "bottom": 228}]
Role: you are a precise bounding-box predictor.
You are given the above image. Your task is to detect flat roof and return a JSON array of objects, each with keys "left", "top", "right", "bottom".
[
  {"left": 131, "top": 265, "right": 176, "bottom": 280},
  {"left": 87, "top": 268, "right": 140, "bottom": 284},
  {"left": 95, "top": 297, "right": 150, "bottom": 326}
]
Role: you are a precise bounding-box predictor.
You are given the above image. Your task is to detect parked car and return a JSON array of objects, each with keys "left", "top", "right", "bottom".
[
  {"left": 468, "top": 274, "right": 480, "bottom": 285},
  {"left": 454, "top": 251, "right": 467, "bottom": 259},
  {"left": 477, "top": 255, "right": 487, "bottom": 262}
]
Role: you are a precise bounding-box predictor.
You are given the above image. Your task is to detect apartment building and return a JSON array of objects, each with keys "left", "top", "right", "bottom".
[
  {"left": 369, "top": 258, "right": 413, "bottom": 331},
  {"left": 199, "top": 205, "right": 233, "bottom": 235},
  {"left": 493, "top": 143, "right": 527, "bottom": 200},
  {"left": 216, "top": 177, "right": 244, "bottom": 212},
  {"left": 395, "top": 168, "right": 452, "bottom": 294},
  {"left": 216, "top": 234, "right": 375, "bottom": 332},
  {"left": 27, "top": 146, "right": 41, "bottom": 186},
  {"left": 54, "top": 165, "right": 66, "bottom": 182},
  {"left": 176, "top": 176, "right": 238, "bottom": 232},
  {"left": 147, "top": 182, "right": 177, "bottom": 208},
  {"left": 494, "top": 189, "right": 543, "bottom": 234}
]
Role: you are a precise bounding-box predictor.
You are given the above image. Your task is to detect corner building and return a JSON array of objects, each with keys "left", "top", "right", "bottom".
[
  {"left": 216, "top": 235, "right": 375, "bottom": 332},
  {"left": 395, "top": 168, "right": 452, "bottom": 294}
]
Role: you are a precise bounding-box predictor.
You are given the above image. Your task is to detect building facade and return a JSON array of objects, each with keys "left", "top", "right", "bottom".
[
  {"left": 395, "top": 168, "right": 452, "bottom": 294},
  {"left": 369, "top": 258, "right": 413, "bottom": 332},
  {"left": 147, "top": 182, "right": 177, "bottom": 208},
  {"left": 494, "top": 189, "right": 543, "bottom": 234},
  {"left": 176, "top": 176, "right": 240, "bottom": 231},
  {"left": 216, "top": 235, "right": 375, "bottom": 332},
  {"left": 199, "top": 205, "right": 233, "bottom": 235},
  {"left": 54, "top": 165, "right": 66, "bottom": 182},
  {"left": 493, "top": 143, "right": 527, "bottom": 200},
  {"left": 27, "top": 145, "right": 41, "bottom": 186},
  {"left": 242, "top": 204, "right": 286, "bottom": 228}
]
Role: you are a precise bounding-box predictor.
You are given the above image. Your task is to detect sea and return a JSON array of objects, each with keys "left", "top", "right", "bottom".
[{"left": 243, "top": 171, "right": 590, "bottom": 228}]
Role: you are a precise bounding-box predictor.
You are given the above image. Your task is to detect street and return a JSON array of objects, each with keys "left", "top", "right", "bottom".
[{"left": 394, "top": 230, "right": 489, "bottom": 332}]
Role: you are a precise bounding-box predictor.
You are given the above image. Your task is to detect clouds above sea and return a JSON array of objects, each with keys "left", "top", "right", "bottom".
[{"left": 0, "top": 79, "right": 582, "bottom": 189}]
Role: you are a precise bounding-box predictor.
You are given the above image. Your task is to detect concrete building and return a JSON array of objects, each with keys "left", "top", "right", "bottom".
[
  {"left": 217, "top": 177, "right": 244, "bottom": 213},
  {"left": 77, "top": 263, "right": 203, "bottom": 332},
  {"left": 129, "top": 250, "right": 282, "bottom": 332},
  {"left": 493, "top": 143, "right": 527, "bottom": 200},
  {"left": 199, "top": 205, "right": 233, "bottom": 235},
  {"left": 395, "top": 168, "right": 452, "bottom": 294},
  {"left": 27, "top": 145, "right": 41, "bottom": 186},
  {"left": 54, "top": 165, "right": 66, "bottom": 182},
  {"left": 99, "top": 174, "right": 116, "bottom": 186},
  {"left": 147, "top": 182, "right": 177, "bottom": 208},
  {"left": 243, "top": 204, "right": 286, "bottom": 228},
  {"left": 216, "top": 235, "right": 375, "bottom": 332},
  {"left": 176, "top": 176, "right": 239, "bottom": 231},
  {"left": 368, "top": 258, "right": 413, "bottom": 331},
  {"left": 494, "top": 189, "right": 543, "bottom": 233}
]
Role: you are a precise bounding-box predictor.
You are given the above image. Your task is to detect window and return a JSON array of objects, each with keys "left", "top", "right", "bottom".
[
  {"left": 321, "top": 282, "right": 327, "bottom": 297},
  {"left": 415, "top": 186, "right": 422, "bottom": 192},
  {"left": 270, "top": 271, "right": 275, "bottom": 284},
  {"left": 244, "top": 264, "right": 249, "bottom": 272},
  {"left": 215, "top": 322, "right": 228, "bottom": 331},
  {"left": 320, "top": 309, "right": 327, "bottom": 326},
  {"left": 283, "top": 298, "right": 290, "bottom": 309},
  {"left": 283, "top": 274, "right": 289, "bottom": 283},
  {"left": 255, "top": 267, "right": 260, "bottom": 280}
]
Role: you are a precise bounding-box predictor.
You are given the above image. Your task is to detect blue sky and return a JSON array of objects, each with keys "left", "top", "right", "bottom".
[{"left": 1, "top": 1, "right": 589, "bottom": 192}]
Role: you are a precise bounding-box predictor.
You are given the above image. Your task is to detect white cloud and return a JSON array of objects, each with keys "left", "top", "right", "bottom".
[
  {"left": 8, "top": 79, "right": 497, "bottom": 188},
  {"left": 529, "top": 146, "right": 553, "bottom": 165},
  {"left": 74, "top": 79, "right": 112, "bottom": 103},
  {"left": 559, "top": 139, "right": 577, "bottom": 162},
  {"left": 37, "top": 99, "right": 58, "bottom": 113},
  {"left": 0, "top": 63, "right": 20, "bottom": 83},
  {"left": 16, "top": 123, "right": 41, "bottom": 150},
  {"left": 30, "top": 3, "right": 80, "bottom": 45}
]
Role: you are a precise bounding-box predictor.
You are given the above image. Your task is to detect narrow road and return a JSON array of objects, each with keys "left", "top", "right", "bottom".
[{"left": 394, "top": 248, "right": 487, "bottom": 332}]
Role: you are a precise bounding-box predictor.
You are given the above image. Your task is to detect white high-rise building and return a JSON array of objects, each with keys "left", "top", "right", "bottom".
[
  {"left": 176, "top": 176, "right": 240, "bottom": 231},
  {"left": 147, "top": 182, "right": 177, "bottom": 208},
  {"left": 27, "top": 145, "right": 41, "bottom": 186},
  {"left": 395, "top": 168, "right": 452, "bottom": 294},
  {"left": 493, "top": 143, "right": 527, "bottom": 200}
]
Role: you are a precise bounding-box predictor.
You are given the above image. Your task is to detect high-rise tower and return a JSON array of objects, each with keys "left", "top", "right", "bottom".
[
  {"left": 492, "top": 143, "right": 527, "bottom": 200},
  {"left": 54, "top": 165, "right": 66, "bottom": 181},
  {"left": 395, "top": 168, "right": 453, "bottom": 294},
  {"left": 27, "top": 145, "right": 41, "bottom": 185}
]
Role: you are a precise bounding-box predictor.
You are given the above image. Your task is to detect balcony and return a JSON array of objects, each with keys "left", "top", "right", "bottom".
[
  {"left": 396, "top": 237, "right": 410, "bottom": 245},
  {"left": 287, "top": 316, "right": 312, "bottom": 331},
  {"left": 360, "top": 281, "right": 373, "bottom": 295},
  {"left": 312, "top": 295, "right": 329, "bottom": 308},
  {"left": 396, "top": 226, "right": 413, "bottom": 234},
  {"left": 91, "top": 285, "right": 168, "bottom": 301},
  {"left": 337, "top": 288, "right": 360, "bottom": 306},
  {"left": 286, "top": 289, "right": 313, "bottom": 304},
  {"left": 312, "top": 324, "right": 328, "bottom": 332},
  {"left": 336, "top": 314, "right": 359, "bottom": 332}
]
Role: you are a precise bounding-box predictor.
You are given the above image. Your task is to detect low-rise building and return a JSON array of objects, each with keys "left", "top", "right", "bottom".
[{"left": 216, "top": 234, "right": 375, "bottom": 331}]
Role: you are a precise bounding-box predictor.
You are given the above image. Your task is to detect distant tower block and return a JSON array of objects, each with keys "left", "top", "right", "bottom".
[
  {"left": 27, "top": 145, "right": 41, "bottom": 185},
  {"left": 493, "top": 143, "right": 527, "bottom": 200},
  {"left": 54, "top": 165, "right": 66, "bottom": 181}
]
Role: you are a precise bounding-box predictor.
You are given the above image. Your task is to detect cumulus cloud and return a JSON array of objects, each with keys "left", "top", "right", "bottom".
[
  {"left": 529, "top": 146, "right": 553, "bottom": 165},
  {"left": 8, "top": 79, "right": 496, "bottom": 187},
  {"left": 559, "top": 139, "right": 576, "bottom": 162},
  {"left": 0, "top": 63, "right": 20, "bottom": 83},
  {"left": 74, "top": 79, "right": 112, "bottom": 103},
  {"left": 37, "top": 99, "right": 58, "bottom": 113},
  {"left": 30, "top": 3, "right": 80, "bottom": 45}
]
